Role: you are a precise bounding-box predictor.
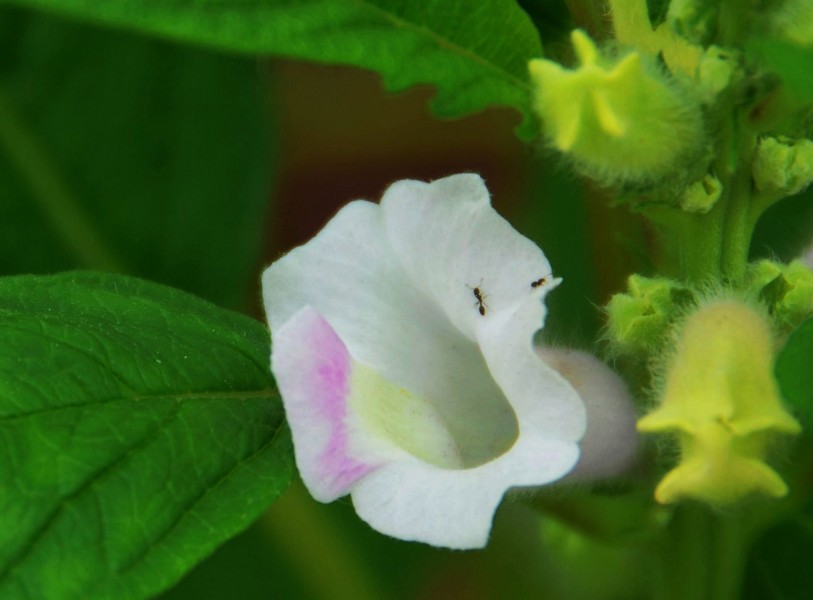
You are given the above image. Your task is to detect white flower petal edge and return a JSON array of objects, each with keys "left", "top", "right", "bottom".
[{"left": 264, "top": 173, "right": 587, "bottom": 549}]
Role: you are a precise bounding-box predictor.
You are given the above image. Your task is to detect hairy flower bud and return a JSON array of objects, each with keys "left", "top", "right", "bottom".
[
  {"left": 748, "top": 259, "right": 813, "bottom": 328},
  {"left": 606, "top": 275, "right": 693, "bottom": 355},
  {"left": 638, "top": 300, "right": 801, "bottom": 505},
  {"left": 528, "top": 30, "right": 704, "bottom": 184},
  {"left": 680, "top": 173, "right": 722, "bottom": 214},
  {"left": 753, "top": 136, "right": 813, "bottom": 196}
]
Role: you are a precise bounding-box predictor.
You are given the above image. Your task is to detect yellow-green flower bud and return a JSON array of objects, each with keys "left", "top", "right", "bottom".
[
  {"left": 666, "top": 0, "right": 716, "bottom": 45},
  {"left": 753, "top": 136, "right": 813, "bottom": 196},
  {"left": 528, "top": 30, "right": 704, "bottom": 184},
  {"left": 680, "top": 173, "right": 722, "bottom": 214},
  {"left": 696, "top": 46, "right": 741, "bottom": 104},
  {"left": 606, "top": 275, "right": 693, "bottom": 355},
  {"left": 748, "top": 259, "right": 813, "bottom": 328},
  {"left": 638, "top": 300, "right": 801, "bottom": 505}
]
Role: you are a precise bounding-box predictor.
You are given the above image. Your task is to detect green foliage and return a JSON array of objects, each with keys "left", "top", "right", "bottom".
[
  {"left": 749, "top": 38, "right": 813, "bottom": 103},
  {"left": 744, "top": 510, "right": 813, "bottom": 600},
  {"left": 0, "top": 272, "right": 292, "bottom": 600},
  {"left": 751, "top": 186, "right": 813, "bottom": 262},
  {"left": 0, "top": 7, "right": 272, "bottom": 309},
  {"left": 776, "top": 317, "right": 813, "bottom": 426},
  {"left": 517, "top": 165, "right": 600, "bottom": 344},
  {"left": 0, "top": 0, "right": 542, "bottom": 138}
]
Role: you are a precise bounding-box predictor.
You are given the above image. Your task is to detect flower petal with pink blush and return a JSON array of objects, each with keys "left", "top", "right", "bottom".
[
  {"left": 263, "top": 174, "right": 587, "bottom": 549},
  {"left": 271, "top": 306, "right": 378, "bottom": 502}
]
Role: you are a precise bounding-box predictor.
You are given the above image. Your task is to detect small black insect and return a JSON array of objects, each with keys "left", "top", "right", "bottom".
[
  {"left": 531, "top": 276, "right": 550, "bottom": 288},
  {"left": 468, "top": 281, "right": 488, "bottom": 316}
]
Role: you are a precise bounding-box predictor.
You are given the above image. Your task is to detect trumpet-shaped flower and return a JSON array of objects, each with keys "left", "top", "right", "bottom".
[{"left": 263, "top": 174, "right": 586, "bottom": 549}]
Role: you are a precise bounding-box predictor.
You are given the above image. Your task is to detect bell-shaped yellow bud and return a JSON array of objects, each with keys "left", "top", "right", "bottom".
[
  {"left": 638, "top": 300, "right": 801, "bottom": 505},
  {"left": 528, "top": 30, "right": 704, "bottom": 184}
]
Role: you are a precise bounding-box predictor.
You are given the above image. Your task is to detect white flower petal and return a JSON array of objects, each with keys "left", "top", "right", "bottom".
[
  {"left": 271, "top": 306, "right": 379, "bottom": 502},
  {"left": 352, "top": 434, "right": 579, "bottom": 549},
  {"left": 381, "top": 173, "right": 585, "bottom": 440},
  {"left": 264, "top": 198, "right": 520, "bottom": 468},
  {"left": 263, "top": 174, "right": 588, "bottom": 549},
  {"left": 478, "top": 302, "right": 586, "bottom": 441},
  {"left": 273, "top": 307, "right": 580, "bottom": 548},
  {"left": 381, "top": 173, "right": 560, "bottom": 340}
]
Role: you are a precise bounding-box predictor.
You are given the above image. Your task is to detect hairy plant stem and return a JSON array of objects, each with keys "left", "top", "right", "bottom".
[{"left": 0, "top": 86, "right": 126, "bottom": 273}]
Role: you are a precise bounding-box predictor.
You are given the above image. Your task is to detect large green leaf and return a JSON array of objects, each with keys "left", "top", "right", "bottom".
[
  {"left": 0, "top": 7, "right": 272, "bottom": 309},
  {"left": 0, "top": 0, "right": 542, "bottom": 138},
  {"left": 776, "top": 317, "right": 813, "bottom": 426},
  {"left": 0, "top": 272, "right": 292, "bottom": 600}
]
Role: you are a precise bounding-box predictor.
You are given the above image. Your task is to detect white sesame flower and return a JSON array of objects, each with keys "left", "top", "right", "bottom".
[{"left": 263, "top": 174, "right": 586, "bottom": 549}]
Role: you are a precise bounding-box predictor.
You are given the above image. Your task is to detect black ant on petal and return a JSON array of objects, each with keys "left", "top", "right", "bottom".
[
  {"left": 467, "top": 281, "right": 488, "bottom": 316},
  {"left": 531, "top": 273, "right": 553, "bottom": 288}
]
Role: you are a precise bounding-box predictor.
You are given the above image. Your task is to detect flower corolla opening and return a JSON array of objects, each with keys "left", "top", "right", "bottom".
[{"left": 262, "top": 174, "right": 587, "bottom": 549}]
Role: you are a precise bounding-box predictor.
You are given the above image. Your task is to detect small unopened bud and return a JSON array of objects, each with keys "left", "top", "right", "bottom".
[
  {"left": 537, "top": 347, "right": 639, "bottom": 480},
  {"left": 748, "top": 259, "right": 813, "bottom": 328},
  {"left": 753, "top": 136, "right": 813, "bottom": 196},
  {"left": 638, "top": 300, "right": 801, "bottom": 505},
  {"left": 680, "top": 173, "right": 722, "bottom": 214},
  {"left": 528, "top": 29, "right": 704, "bottom": 184},
  {"left": 696, "top": 46, "right": 741, "bottom": 103},
  {"left": 606, "top": 275, "right": 693, "bottom": 355}
]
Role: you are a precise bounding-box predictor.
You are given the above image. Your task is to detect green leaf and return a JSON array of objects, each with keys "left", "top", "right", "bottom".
[
  {"left": 775, "top": 317, "right": 813, "bottom": 425},
  {"left": 751, "top": 186, "right": 813, "bottom": 263},
  {"left": 0, "top": 272, "right": 292, "bottom": 600},
  {"left": 749, "top": 38, "right": 813, "bottom": 103},
  {"left": 0, "top": 0, "right": 542, "bottom": 138},
  {"left": 0, "top": 7, "right": 273, "bottom": 309},
  {"left": 744, "top": 513, "right": 813, "bottom": 599}
]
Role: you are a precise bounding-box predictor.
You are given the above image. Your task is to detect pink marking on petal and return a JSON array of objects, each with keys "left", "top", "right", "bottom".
[{"left": 306, "top": 314, "right": 376, "bottom": 496}]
